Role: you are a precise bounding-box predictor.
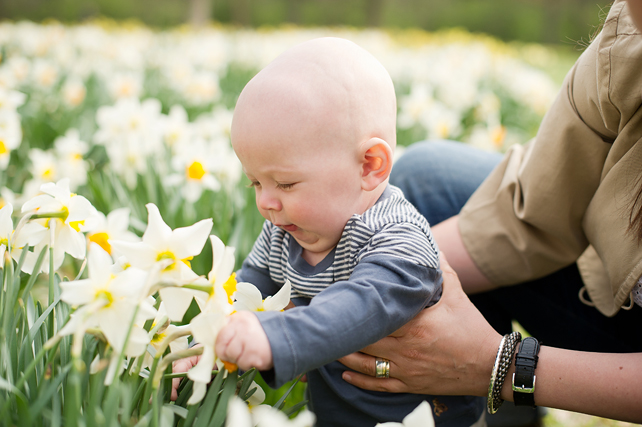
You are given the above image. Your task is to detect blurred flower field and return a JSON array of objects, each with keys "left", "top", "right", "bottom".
[{"left": 2, "top": 19, "right": 628, "bottom": 427}]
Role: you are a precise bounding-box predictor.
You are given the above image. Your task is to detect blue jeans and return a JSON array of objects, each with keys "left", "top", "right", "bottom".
[{"left": 391, "top": 140, "right": 642, "bottom": 353}]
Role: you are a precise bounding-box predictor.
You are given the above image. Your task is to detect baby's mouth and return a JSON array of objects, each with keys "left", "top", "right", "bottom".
[{"left": 279, "top": 224, "right": 298, "bottom": 232}]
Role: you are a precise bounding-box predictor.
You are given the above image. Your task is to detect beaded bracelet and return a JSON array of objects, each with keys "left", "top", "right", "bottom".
[{"left": 487, "top": 331, "right": 522, "bottom": 414}]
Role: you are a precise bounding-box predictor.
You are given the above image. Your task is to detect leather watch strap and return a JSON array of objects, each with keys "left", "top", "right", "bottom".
[{"left": 512, "top": 337, "right": 540, "bottom": 407}]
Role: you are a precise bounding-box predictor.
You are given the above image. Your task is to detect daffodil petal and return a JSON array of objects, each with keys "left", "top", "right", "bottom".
[
  {"left": 106, "top": 207, "right": 131, "bottom": 232},
  {"left": 226, "top": 396, "right": 253, "bottom": 427},
  {"left": 187, "top": 381, "right": 207, "bottom": 406},
  {"left": 263, "top": 279, "right": 291, "bottom": 312},
  {"left": 233, "top": 282, "right": 263, "bottom": 312},
  {"left": 66, "top": 194, "right": 93, "bottom": 223},
  {"left": 142, "top": 203, "right": 173, "bottom": 248},
  {"left": 108, "top": 240, "right": 157, "bottom": 269},
  {"left": 170, "top": 218, "right": 213, "bottom": 259},
  {"left": 60, "top": 279, "right": 95, "bottom": 306},
  {"left": 56, "top": 224, "right": 86, "bottom": 259},
  {"left": 402, "top": 401, "right": 434, "bottom": 427},
  {"left": 187, "top": 345, "right": 216, "bottom": 384},
  {"left": 87, "top": 243, "right": 114, "bottom": 284},
  {"left": 158, "top": 287, "right": 197, "bottom": 322}
]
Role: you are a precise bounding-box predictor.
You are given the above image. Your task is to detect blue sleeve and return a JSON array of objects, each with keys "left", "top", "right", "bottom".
[
  {"left": 255, "top": 254, "right": 441, "bottom": 387},
  {"left": 235, "top": 220, "right": 282, "bottom": 298}
]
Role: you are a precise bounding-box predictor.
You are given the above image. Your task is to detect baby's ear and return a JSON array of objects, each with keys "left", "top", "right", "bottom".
[{"left": 360, "top": 137, "right": 393, "bottom": 191}]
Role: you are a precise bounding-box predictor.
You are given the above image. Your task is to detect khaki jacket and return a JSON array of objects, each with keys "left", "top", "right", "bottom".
[{"left": 458, "top": 0, "right": 642, "bottom": 316}]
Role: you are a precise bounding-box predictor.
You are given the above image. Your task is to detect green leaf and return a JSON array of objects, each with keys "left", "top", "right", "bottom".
[
  {"left": 274, "top": 375, "right": 302, "bottom": 410},
  {"left": 208, "top": 370, "right": 238, "bottom": 427},
  {"left": 192, "top": 368, "right": 226, "bottom": 427},
  {"left": 282, "top": 400, "right": 309, "bottom": 417},
  {"left": 30, "top": 364, "right": 71, "bottom": 419}
]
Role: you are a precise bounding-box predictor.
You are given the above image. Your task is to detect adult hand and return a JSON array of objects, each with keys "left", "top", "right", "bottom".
[{"left": 339, "top": 252, "right": 502, "bottom": 397}]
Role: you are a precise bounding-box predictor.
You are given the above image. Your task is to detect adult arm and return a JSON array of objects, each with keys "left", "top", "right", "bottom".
[
  {"left": 430, "top": 215, "right": 493, "bottom": 294},
  {"left": 339, "top": 254, "right": 642, "bottom": 423}
]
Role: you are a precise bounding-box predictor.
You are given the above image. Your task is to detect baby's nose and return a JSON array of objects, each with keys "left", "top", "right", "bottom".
[{"left": 257, "top": 189, "right": 282, "bottom": 211}]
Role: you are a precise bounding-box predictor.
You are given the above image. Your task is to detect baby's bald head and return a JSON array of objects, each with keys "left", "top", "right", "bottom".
[{"left": 231, "top": 37, "right": 397, "bottom": 157}]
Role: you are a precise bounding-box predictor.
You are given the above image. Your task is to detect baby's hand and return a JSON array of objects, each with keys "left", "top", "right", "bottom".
[
  {"left": 171, "top": 345, "right": 202, "bottom": 401},
  {"left": 215, "top": 311, "right": 273, "bottom": 371}
]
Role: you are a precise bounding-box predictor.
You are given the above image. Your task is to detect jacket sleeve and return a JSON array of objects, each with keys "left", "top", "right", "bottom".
[{"left": 458, "top": 0, "right": 642, "bottom": 286}]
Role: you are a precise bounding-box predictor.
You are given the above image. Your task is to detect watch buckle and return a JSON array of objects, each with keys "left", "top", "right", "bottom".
[{"left": 511, "top": 373, "right": 536, "bottom": 394}]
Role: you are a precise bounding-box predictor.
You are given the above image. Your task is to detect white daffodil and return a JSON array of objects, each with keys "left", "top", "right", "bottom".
[
  {"left": 61, "top": 76, "right": 87, "bottom": 108},
  {"left": 233, "top": 279, "right": 291, "bottom": 313},
  {"left": 0, "top": 87, "right": 26, "bottom": 112},
  {"left": 82, "top": 207, "right": 140, "bottom": 257},
  {"left": 28, "top": 148, "right": 58, "bottom": 184},
  {"left": 0, "top": 109, "right": 23, "bottom": 169},
  {"left": 226, "top": 396, "right": 254, "bottom": 427},
  {"left": 161, "top": 104, "right": 192, "bottom": 149},
  {"left": 165, "top": 137, "right": 222, "bottom": 203},
  {"left": 109, "top": 203, "right": 212, "bottom": 321},
  {"left": 20, "top": 178, "right": 94, "bottom": 273},
  {"left": 53, "top": 129, "right": 90, "bottom": 190},
  {"left": 0, "top": 204, "right": 13, "bottom": 264},
  {"left": 55, "top": 243, "right": 156, "bottom": 358},
  {"left": 191, "top": 235, "right": 236, "bottom": 316},
  {"left": 252, "top": 405, "right": 316, "bottom": 427},
  {"left": 186, "top": 309, "right": 227, "bottom": 405},
  {"left": 376, "top": 401, "right": 435, "bottom": 427},
  {"left": 143, "top": 302, "right": 189, "bottom": 370}
]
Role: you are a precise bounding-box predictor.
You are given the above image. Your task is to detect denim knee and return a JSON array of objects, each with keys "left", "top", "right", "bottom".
[{"left": 391, "top": 140, "right": 502, "bottom": 225}]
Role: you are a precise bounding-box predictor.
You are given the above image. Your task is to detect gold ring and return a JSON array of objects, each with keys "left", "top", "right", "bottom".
[{"left": 375, "top": 358, "right": 390, "bottom": 378}]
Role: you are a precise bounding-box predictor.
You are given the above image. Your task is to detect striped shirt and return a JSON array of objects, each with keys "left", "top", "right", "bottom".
[{"left": 243, "top": 185, "right": 439, "bottom": 299}]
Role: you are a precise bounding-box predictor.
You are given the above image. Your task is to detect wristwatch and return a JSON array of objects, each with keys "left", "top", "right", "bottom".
[{"left": 512, "top": 336, "right": 540, "bottom": 407}]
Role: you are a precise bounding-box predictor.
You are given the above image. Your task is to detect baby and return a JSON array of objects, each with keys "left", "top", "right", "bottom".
[{"left": 178, "top": 37, "right": 484, "bottom": 426}]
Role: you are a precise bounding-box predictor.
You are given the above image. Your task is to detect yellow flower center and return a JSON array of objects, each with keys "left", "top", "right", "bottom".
[
  {"left": 223, "top": 273, "right": 237, "bottom": 302},
  {"left": 41, "top": 167, "right": 55, "bottom": 181},
  {"left": 0, "top": 140, "right": 7, "bottom": 155},
  {"left": 186, "top": 161, "right": 206, "bottom": 180},
  {"left": 69, "top": 220, "right": 84, "bottom": 232},
  {"left": 95, "top": 289, "right": 115, "bottom": 307},
  {"left": 151, "top": 330, "right": 166, "bottom": 345},
  {"left": 0, "top": 237, "right": 8, "bottom": 247},
  {"left": 88, "top": 232, "right": 111, "bottom": 254}
]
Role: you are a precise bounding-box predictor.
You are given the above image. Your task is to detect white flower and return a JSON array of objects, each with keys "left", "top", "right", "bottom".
[
  {"left": 28, "top": 148, "right": 58, "bottom": 184},
  {"left": 61, "top": 76, "right": 87, "bottom": 108},
  {"left": 143, "top": 302, "right": 189, "bottom": 369},
  {"left": 53, "top": 129, "right": 90, "bottom": 190},
  {"left": 161, "top": 104, "right": 192, "bottom": 149},
  {"left": 20, "top": 178, "right": 94, "bottom": 272},
  {"left": 56, "top": 243, "right": 156, "bottom": 358},
  {"left": 376, "top": 401, "right": 434, "bottom": 427},
  {"left": 108, "top": 71, "right": 143, "bottom": 100},
  {"left": 233, "top": 279, "right": 291, "bottom": 313},
  {"left": 252, "top": 404, "right": 316, "bottom": 427},
  {"left": 165, "top": 138, "right": 223, "bottom": 202},
  {"left": 0, "top": 110, "right": 23, "bottom": 169},
  {"left": 193, "top": 235, "right": 236, "bottom": 315},
  {"left": 0, "top": 204, "right": 13, "bottom": 263},
  {"left": 186, "top": 309, "right": 227, "bottom": 405},
  {"left": 83, "top": 207, "right": 140, "bottom": 257},
  {"left": 109, "top": 203, "right": 213, "bottom": 321}
]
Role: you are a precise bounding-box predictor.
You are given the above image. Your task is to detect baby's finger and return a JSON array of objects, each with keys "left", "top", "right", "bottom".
[{"left": 171, "top": 377, "right": 181, "bottom": 401}]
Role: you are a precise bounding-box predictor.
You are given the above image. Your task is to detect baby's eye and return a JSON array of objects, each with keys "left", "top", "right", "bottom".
[
  {"left": 276, "top": 182, "right": 295, "bottom": 190},
  {"left": 247, "top": 181, "right": 261, "bottom": 188}
]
